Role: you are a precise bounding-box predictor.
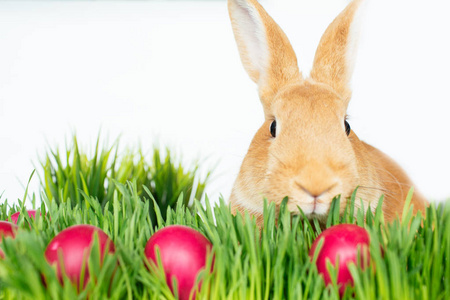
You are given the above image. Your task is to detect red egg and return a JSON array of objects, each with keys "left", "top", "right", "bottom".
[
  {"left": 144, "top": 225, "right": 213, "bottom": 300},
  {"left": 0, "top": 221, "right": 18, "bottom": 258},
  {"left": 45, "top": 224, "right": 115, "bottom": 288},
  {"left": 10, "top": 210, "right": 37, "bottom": 225},
  {"left": 309, "top": 224, "right": 370, "bottom": 295}
]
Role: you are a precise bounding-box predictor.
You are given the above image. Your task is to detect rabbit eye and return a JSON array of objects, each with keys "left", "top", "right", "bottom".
[
  {"left": 345, "top": 120, "right": 351, "bottom": 136},
  {"left": 270, "top": 120, "right": 277, "bottom": 138}
]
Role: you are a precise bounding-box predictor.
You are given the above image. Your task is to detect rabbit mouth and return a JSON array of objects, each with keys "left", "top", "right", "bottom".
[{"left": 287, "top": 199, "right": 331, "bottom": 216}]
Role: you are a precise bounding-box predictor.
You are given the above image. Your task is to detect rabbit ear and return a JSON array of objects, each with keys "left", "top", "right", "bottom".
[
  {"left": 228, "top": 0, "right": 302, "bottom": 103},
  {"left": 310, "top": 0, "right": 366, "bottom": 104}
]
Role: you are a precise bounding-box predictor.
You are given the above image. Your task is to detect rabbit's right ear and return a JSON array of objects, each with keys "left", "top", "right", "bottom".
[{"left": 228, "top": 0, "right": 302, "bottom": 105}]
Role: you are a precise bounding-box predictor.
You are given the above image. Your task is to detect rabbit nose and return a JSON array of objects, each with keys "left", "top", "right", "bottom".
[{"left": 295, "top": 182, "right": 337, "bottom": 201}]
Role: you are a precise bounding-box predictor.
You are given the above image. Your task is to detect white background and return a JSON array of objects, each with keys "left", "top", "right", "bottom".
[{"left": 0, "top": 0, "right": 449, "bottom": 206}]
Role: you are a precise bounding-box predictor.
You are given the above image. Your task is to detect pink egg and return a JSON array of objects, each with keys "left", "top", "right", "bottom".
[
  {"left": 309, "top": 224, "right": 370, "bottom": 295},
  {"left": 144, "top": 225, "right": 213, "bottom": 300},
  {"left": 10, "top": 210, "right": 37, "bottom": 225},
  {"left": 0, "top": 221, "right": 17, "bottom": 258},
  {"left": 45, "top": 224, "right": 115, "bottom": 288}
]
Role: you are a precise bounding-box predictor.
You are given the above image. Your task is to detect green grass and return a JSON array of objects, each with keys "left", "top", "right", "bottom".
[
  {"left": 37, "top": 135, "right": 210, "bottom": 225},
  {"left": 0, "top": 137, "right": 449, "bottom": 299}
]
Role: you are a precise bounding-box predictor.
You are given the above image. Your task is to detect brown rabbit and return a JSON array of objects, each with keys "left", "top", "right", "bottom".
[{"left": 227, "top": 0, "right": 428, "bottom": 225}]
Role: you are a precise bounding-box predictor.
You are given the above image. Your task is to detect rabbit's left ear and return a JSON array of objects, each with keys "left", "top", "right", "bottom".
[
  {"left": 228, "top": 0, "right": 302, "bottom": 105},
  {"left": 310, "top": 0, "right": 366, "bottom": 105}
]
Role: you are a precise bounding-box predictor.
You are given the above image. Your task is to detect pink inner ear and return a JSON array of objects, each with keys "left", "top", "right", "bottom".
[
  {"left": 230, "top": 0, "right": 302, "bottom": 104},
  {"left": 230, "top": 0, "right": 269, "bottom": 83}
]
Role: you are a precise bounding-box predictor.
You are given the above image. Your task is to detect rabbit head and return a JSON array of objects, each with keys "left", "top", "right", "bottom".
[{"left": 227, "top": 0, "right": 427, "bottom": 223}]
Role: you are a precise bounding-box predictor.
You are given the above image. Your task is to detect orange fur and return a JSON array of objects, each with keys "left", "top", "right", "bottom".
[{"left": 227, "top": 0, "right": 428, "bottom": 225}]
